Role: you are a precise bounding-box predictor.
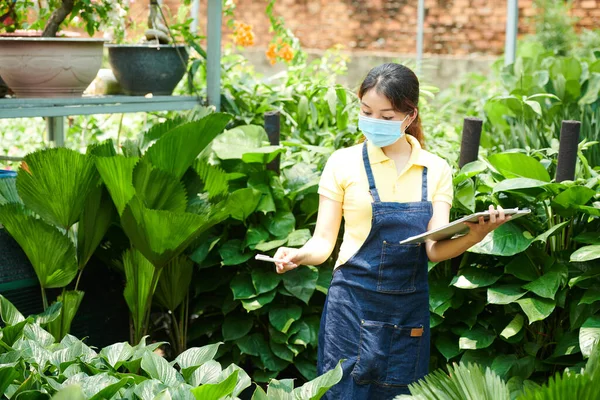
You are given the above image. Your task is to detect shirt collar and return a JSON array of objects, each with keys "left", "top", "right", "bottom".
[{"left": 366, "top": 134, "right": 426, "bottom": 166}]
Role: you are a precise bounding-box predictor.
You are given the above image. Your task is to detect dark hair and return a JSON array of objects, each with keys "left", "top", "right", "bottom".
[{"left": 358, "top": 63, "right": 424, "bottom": 147}]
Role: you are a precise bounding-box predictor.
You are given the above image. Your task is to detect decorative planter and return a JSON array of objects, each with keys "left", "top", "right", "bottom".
[
  {"left": 106, "top": 44, "right": 189, "bottom": 96},
  {"left": 0, "top": 37, "right": 105, "bottom": 98}
]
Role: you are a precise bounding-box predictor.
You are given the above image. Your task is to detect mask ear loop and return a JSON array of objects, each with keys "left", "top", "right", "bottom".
[{"left": 403, "top": 108, "right": 418, "bottom": 133}]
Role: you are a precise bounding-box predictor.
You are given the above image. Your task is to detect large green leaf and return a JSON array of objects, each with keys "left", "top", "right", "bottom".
[
  {"left": 504, "top": 252, "right": 539, "bottom": 281},
  {"left": 222, "top": 363, "right": 251, "bottom": 398},
  {"left": 292, "top": 360, "right": 344, "bottom": 400},
  {"left": 17, "top": 148, "right": 99, "bottom": 229},
  {"left": 289, "top": 316, "right": 319, "bottom": 348},
  {"left": 517, "top": 297, "right": 556, "bottom": 324},
  {"left": 492, "top": 178, "right": 551, "bottom": 194},
  {"left": 226, "top": 188, "right": 261, "bottom": 221},
  {"left": 552, "top": 186, "right": 597, "bottom": 215},
  {"left": 451, "top": 267, "right": 503, "bottom": 289},
  {"left": 269, "top": 305, "right": 302, "bottom": 334},
  {"left": 230, "top": 273, "right": 256, "bottom": 300},
  {"left": 459, "top": 326, "right": 496, "bottom": 350},
  {"left": 0, "top": 203, "right": 77, "bottom": 289},
  {"left": 241, "top": 290, "right": 277, "bottom": 311},
  {"left": 222, "top": 313, "right": 254, "bottom": 341},
  {"left": 0, "top": 363, "right": 20, "bottom": 397},
  {"left": 123, "top": 248, "right": 159, "bottom": 341},
  {"left": 212, "top": 125, "right": 269, "bottom": 160},
  {"left": 174, "top": 343, "right": 222, "bottom": 380},
  {"left": 76, "top": 184, "right": 115, "bottom": 268},
  {"left": 0, "top": 294, "right": 25, "bottom": 325},
  {"left": 47, "top": 290, "right": 84, "bottom": 342},
  {"left": 550, "top": 331, "right": 580, "bottom": 358},
  {"left": 533, "top": 221, "right": 569, "bottom": 244},
  {"left": 94, "top": 155, "right": 139, "bottom": 215},
  {"left": 251, "top": 267, "right": 281, "bottom": 295},
  {"left": 132, "top": 160, "right": 188, "bottom": 212},
  {"left": 219, "top": 239, "right": 253, "bottom": 266},
  {"left": 191, "top": 370, "right": 238, "bottom": 400},
  {"left": 88, "top": 376, "right": 132, "bottom": 400},
  {"left": 488, "top": 153, "right": 551, "bottom": 182},
  {"left": 468, "top": 223, "right": 533, "bottom": 256},
  {"left": 141, "top": 351, "right": 178, "bottom": 386},
  {"left": 487, "top": 284, "right": 527, "bottom": 305},
  {"left": 500, "top": 314, "right": 525, "bottom": 339},
  {"left": 51, "top": 385, "right": 86, "bottom": 400},
  {"left": 435, "top": 334, "right": 462, "bottom": 361},
  {"left": 571, "top": 245, "right": 600, "bottom": 262},
  {"left": 579, "top": 315, "right": 600, "bottom": 358},
  {"left": 282, "top": 266, "right": 319, "bottom": 304},
  {"left": 100, "top": 342, "right": 134, "bottom": 369},
  {"left": 121, "top": 197, "right": 227, "bottom": 268},
  {"left": 0, "top": 175, "right": 20, "bottom": 205},
  {"left": 522, "top": 265, "right": 567, "bottom": 300},
  {"left": 33, "top": 301, "right": 62, "bottom": 325},
  {"left": 143, "top": 114, "right": 232, "bottom": 180},
  {"left": 154, "top": 255, "right": 193, "bottom": 311},
  {"left": 266, "top": 211, "right": 296, "bottom": 238},
  {"left": 194, "top": 160, "right": 229, "bottom": 200}
]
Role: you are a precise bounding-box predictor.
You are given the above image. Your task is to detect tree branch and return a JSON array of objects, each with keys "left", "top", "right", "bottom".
[{"left": 42, "top": 0, "right": 75, "bottom": 37}]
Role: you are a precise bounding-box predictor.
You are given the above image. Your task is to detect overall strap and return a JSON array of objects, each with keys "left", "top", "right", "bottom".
[
  {"left": 421, "top": 167, "right": 428, "bottom": 202},
  {"left": 362, "top": 142, "right": 380, "bottom": 203}
]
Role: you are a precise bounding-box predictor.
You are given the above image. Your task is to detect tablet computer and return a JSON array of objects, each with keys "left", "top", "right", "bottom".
[{"left": 399, "top": 208, "right": 531, "bottom": 244}]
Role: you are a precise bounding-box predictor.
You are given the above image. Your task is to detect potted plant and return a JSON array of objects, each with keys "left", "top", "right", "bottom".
[
  {"left": 0, "top": 0, "right": 128, "bottom": 98},
  {"left": 106, "top": 0, "right": 189, "bottom": 96}
]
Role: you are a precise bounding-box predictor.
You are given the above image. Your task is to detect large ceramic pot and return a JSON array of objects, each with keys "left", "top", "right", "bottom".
[
  {"left": 0, "top": 37, "right": 105, "bottom": 98},
  {"left": 106, "top": 44, "right": 189, "bottom": 96}
]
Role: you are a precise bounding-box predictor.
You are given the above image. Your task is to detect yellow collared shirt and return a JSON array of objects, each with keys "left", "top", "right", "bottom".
[{"left": 318, "top": 135, "right": 454, "bottom": 268}]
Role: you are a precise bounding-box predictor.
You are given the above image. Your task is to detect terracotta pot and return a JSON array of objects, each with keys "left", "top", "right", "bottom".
[{"left": 0, "top": 37, "right": 105, "bottom": 98}]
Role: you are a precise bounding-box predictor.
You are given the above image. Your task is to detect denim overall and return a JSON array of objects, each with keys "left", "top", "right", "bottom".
[{"left": 317, "top": 143, "right": 433, "bottom": 399}]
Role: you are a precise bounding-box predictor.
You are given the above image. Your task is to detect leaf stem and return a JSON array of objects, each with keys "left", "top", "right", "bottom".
[{"left": 41, "top": 287, "right": 48, "bottom": 310}]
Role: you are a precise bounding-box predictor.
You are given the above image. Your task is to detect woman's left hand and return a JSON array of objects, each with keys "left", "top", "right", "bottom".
[{"left": 464, "top": 205, "right": 511, "bottom": 243}]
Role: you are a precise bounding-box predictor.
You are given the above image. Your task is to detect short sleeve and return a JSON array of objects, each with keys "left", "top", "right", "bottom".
[
  {"left": 432, "top": 161, "right": 453, "bottom": 205},
  {"left": 318, "top": 152, "right": 344, "bottom": 202}
]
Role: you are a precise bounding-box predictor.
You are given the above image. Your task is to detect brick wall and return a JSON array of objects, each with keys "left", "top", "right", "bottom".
[{"left": 132, "top": 0, "right": 599, "bottom": 56}]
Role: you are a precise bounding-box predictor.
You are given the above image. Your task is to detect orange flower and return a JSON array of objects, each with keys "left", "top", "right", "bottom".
[
  {"left": 278, "top": 43, "right": 294, "bottom": 62},
  {"left": 233, "top": 21, "right": 255, "bottom": 47},
  {"left": 266, "top": 41, "right": 294, "bottom": 65},
  {"left": 266, "top": 42, "right": 278, "bottom": 65}
]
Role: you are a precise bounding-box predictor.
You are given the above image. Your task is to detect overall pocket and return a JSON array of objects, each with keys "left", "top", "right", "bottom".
[
  {"left": 351, "top": 320, "right": 423, "bottom": 387},
  {"left": 377, "top": 241, "right": 420, "bottom": 294}
]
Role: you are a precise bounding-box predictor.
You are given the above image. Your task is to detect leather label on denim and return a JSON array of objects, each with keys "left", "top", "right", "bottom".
[{"left": 410, "top": 327, "right": 424, "bottom": 337}]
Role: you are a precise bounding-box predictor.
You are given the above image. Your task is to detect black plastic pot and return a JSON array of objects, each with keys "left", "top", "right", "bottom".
[{"left": 106, "top": 44, "right": 189, "bottom": 96}]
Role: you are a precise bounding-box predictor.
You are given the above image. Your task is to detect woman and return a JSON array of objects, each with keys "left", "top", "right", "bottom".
[{"left": 273, "top": 63, "right": 508, "bottom": 399}]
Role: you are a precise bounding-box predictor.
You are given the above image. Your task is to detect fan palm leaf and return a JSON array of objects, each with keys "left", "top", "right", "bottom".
[
  {"left": 154, "top": 255, "right": 194, "bottom": 312},
  {"left": 193, "top": 160, "right": 229, "bottom": 200},
  {"left": 47, "top": 290, "right": 84, "bottom": 342},
  {"left": 95, "top": 155, "right": 139, "bottom": 215},
  {"left": 0, "top": 175, "right": 20, "bottom": 205},
  {"left": 0, "top": 203, "right": 77, "bottom": 289},
  {"left": 16, "top": 148, "right": 99, "bottom": 230},
  {"left": 120, "top": 196, "right": 228, "bottom": 269},
  {"left": 132, "top": 160, "right": 188, "bottom": 212},
  {"left": 142, "top": 113, "right": 232, "bottom": 180}
]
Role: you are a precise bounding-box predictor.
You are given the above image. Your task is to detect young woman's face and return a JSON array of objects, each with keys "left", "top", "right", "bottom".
[{"left": 360, "top": 89, "right": 410, "bottom": 121}]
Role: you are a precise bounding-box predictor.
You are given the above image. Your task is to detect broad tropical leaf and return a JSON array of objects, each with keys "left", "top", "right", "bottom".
[
  {"left": 212, "top": 125, "right": 269, "bottom": 160},
  {"left": 48, "top": 291, "right": 84, "bottom": 342},
  {"left": 0, "top": 175, "right": 20, "bottom": 205},
  {"left": 123, "top": 249, "right": 159, "bottom": 342},
  {"left": 194, "top": 160, "right": 229, "bottom": 200},
  {"left": 154, "top": 255, "right": 193, "bottom": 311},
  {"left": 132, "top": 160, "right": 187, "bottom": 212},
  {"left": 95, "top": 155, "right": 139, "bottom": 215},
  {"left": 141, "top": 352, "right": 178, "bottom": 386},
  {"left": 0, "top": 294, "right": 25, "bottom": 325},
  {"left": 16, "top": 148, "right": 99, "bottom": 229},
  {"left": 121, "top": 197, "right": 228, "bottom": 268},
  {"left": 76, "top": 184, "right": 116, "bottom": 268},
  {"left": 292, "top": 360, "right": 344, "bottom": 400},
  {"left": 191, "top": 370, "right": 238, "bottom": 400},
  {"left": 488, "top": 153, "right": 551, "bottom": 182},
  {"left": 468, "top": 223, "right": 533, "bottom": 256},
  {"left": 0, "top": 203, "right": 77, "bottom": 289},
  {"left": 143, "top": 113, "right": 232, "bottom": 180}
]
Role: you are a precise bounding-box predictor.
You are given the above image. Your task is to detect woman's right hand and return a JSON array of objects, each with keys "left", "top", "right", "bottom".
[{"left": 273, "top": 247, "right": 304, "bottom": 274}]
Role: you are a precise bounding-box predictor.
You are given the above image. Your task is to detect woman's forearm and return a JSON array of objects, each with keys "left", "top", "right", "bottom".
[
  {"left": 427, "top": 233, "right": 480, "bottom": 263},
  {"left": 297, "top": 236, "right": 336, "bottom": 266}
]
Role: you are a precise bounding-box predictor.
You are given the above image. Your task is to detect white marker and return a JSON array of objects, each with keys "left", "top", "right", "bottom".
[{"left": 255, "top": 254, "right": 293, "bottom": 264}]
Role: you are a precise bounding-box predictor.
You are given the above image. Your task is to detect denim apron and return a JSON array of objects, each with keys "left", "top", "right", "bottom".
[{"left": 317, "top": 143, "right": 433, "bottom": 399}]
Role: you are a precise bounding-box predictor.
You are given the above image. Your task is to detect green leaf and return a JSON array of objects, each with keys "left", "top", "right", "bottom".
[
  {"left": 580, "top": 315, "right": 600, "bottom": 358},
  {"left": 188, "top": 360, "right": 222, "bottom": 387},
  {"left": 0, "top": 295, "right": 25, "bottom": 325},
  {"left": 212, "top": 125, "right": 269, "bottom": 160},
  {"left": 190, "top": 369, "right": 237, "bottom": 400},
  {"left": 222, "top": 313, "right": 254, "bottom": 341},
  {"left": 552, "top": 186, "right": 597, "bottom": 211},
  {"left": 292, "top": 360, "right": 343, "bottom": 400},
  {"left": 504, "top": 253, "right": 539, "bottom": 281},
  {"left": 226, "top": 188, "right": 261, "bottom": 221},
  {"left": 141, "top": 351, "right": 178, "bottom": 386},
  {"left": 487, "top": 284, "right": 527, "bottom": 304},
  {"left": 287, "top": 229, "right": 312, "bottom": 247},
  {"left": 51, "top": 385, "right": 85, "bottom": 400},
  {"left": 522, "top": 265, "right": 567, "bottom": 300},
  {"left": 76, "top": 184, "right": 115, "bottom": 268},
  {"left": 451, "top": 267, "right": 503, "bottom": 289},
  {"left": 0, "top": 203, "right": 78, "bottom": 289},
  {"left": 459, "top": 326, "right": 495, "bottom": 350},
  {"left": 33, "top": 301, "right": 62, "bottom": 325},
  {"left": 132, "top": 160, "right": 188, "bottom": 212},
  {"left": 251, "top": 267, "right": 281, "bottom": 295},
  {"left": 254, "top": 238, "right": 288, "bottom": 252},
  {"left": 0, "top": 174, "right": 20, "bottom": 205},
  {"left": 47, "top": 290, "right": 84, "bottom": 342},
  {"left": 237, "top": 333, "right": 268, "bottom": 357},
  {"left": 435, "top": 334, "right": 462, "bottom": 360},
  {"left": 154, "top": 255, "right": 193, "bottom": 311},
  {"left": 455, "top": 179, "right": 476, "bottom": 212},
  {"left": 266, "top": 211, "right": 296, "bottom": 238},
  {"left": 500, "top": 314, "right": 524, "bottom": 339},
  {"left": 297, "top": 96, "right": 309, "bottom": 125},
  {"left": 453, "top": 160, "right": 488, "bottom": 185},
  {"left": 468, "top": 222, "right": 533, "bottom": 256},
  {"left": 175, "top": 343, "right": 222, "bottom": 380},
  {"left": 289, "top": 317, "right": 319, "bottom": 348},
  {"left": 219, "top": 239, "right": 253, "bottom": 266},
  {"left": 222, "top": 363, "right": 251, "bottom": 398},
  {"left": 533, "top": 221, "right": 569, "bottom": 244},
  {"left": 17, "top": 148, "right": 99, "bottom": 229},
  {"left": 123, "top": 249, "right": 159, "bottom": 341},
  {"left": 517, "top": 297, "right": 556, "bottom": 324},
  {"left": 241, "top": 290, "right": 277, "bottom": 311},
  {"left": 193, "top": 160, "right": 229, "bottom": 200},
  {"left": 143, "top": 114, "right": 232, "bottom": 180},
  {"left": 579, "top": 72, "right": 600, "bottom": 105},
  {"left": 0, "top": 363, "right": 20, "bottom": 396},
  {"left": 230, "top": 273, "right": 256, "bottom": 300},
  {"left": 571, "top": 245, "right": 600, "bottom": 262},
  {"left": 492, "top": 178, "right": 551, "bottom": 194},
  {"left": 580, "top": 285, "right": 600, "bottom": 305},
  {"left": 95, "top": 155, "right": 138, "bottom": 215},
  {"left": 100, "top": 342, "right": 134, "bottom": 369},
  {"left": 269, "top": 341, "right": 295, "bottom": 363},
  {"left": 244, "top": 226, "right": 270, "bottom": 249},
  {"left": 242, "top": 146, "right": 285, "bottom": 164},
  {"left": 491, "top": 354, "right": 518, "bottom": 380},
  {"left": 269, "top": 305, "right": 302, "bottom": 334},
  {"left": 550, "top": 331, "right": 580, "bottom": 358},
  {"left": 282, "top": 266, "right": 319, "bottom": 304},
  {"left": 488, "top": 153, "right": 551, "bottom": 182}
]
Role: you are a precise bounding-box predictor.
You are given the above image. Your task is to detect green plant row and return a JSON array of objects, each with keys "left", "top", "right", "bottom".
[{"left": 0, "top": 295, "right": 342, "bottom": 399}]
